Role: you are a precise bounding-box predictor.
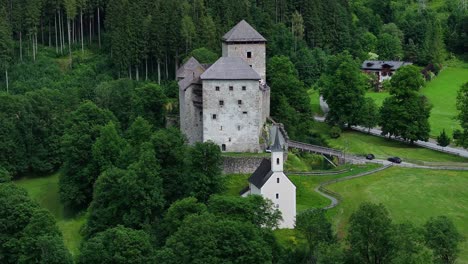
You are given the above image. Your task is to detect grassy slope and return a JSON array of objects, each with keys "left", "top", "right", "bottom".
[
  {"left": 421, "top": 64, "right": 468, "bottom": 137},
  {"left": 327, "top": 167, "right": 468, "bottom": 263},
  {"left": 328, "top": 131, "right": 468, "bottom": 164},
  {"left": 312, "top": 64, "right": 468, "bottom": 139},
  {"left": 311, "top": 122, "right": 468, "bottom": 164},
  {"left": 14, "top": 173, "right": 85, "bottom": 256},
  {"left": 365, "top": 64, "right": 468, "bottom": 138}
]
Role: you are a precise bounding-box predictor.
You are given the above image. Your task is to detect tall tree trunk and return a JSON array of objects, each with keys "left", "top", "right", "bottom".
[
  {"left": 48, "top": 22, "right": 51, "bottom": 47},
  {"left": 68, "top": 19, "right": 72, "bottom": 67},
  {"left": 129, "top": 66, "right": 132, "bottom": 79},
  {"left": 41, "top": 18, "right": 44, "bottom": 44},
  {"left": 89, "top": 15, "right": 92, "bottom": 45},
  {"left": 59, "top": 10, "right": 63, "bottom": 54},
  {"left": 32, "top": 33, "right": 36, "bottom": 61},
  {"left": 55, "top": 14, "right": 58, "bottom": 53},
  {"left": 80, "top": 9, "right": 84, "bottom": 54},
  {"left": 136, "top": 65, "right": 139, "bottom": 81},
  {"left": 157, "top": 60, "right": 161, "bottom": 85},
  {"left": 61, "top": 11, "right": 65, "bottom": 53},
  {"left": 72, "top": 18, "right": 75, "bottom": 44},
  {"left": 97, "top": 7, "right": 101, "bottom": 48},
  {"left": 145, "top": 58, "right": 148, "bottom": 81},
  {"left": 19, "top": 32, "right": 23, "bottom": 62},
  {"left": 5, "top": 69, "right": 8, "bottom": 93},
  {"left": 165, "top": 53, "right": 168, "bottom": 79}
]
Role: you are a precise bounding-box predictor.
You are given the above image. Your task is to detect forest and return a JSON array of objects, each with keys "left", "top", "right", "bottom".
[{"left": 0, "top": 0, "right": 467, "bottom": 263}]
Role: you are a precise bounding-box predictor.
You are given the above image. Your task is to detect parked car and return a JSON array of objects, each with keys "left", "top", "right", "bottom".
[
  {"left": 366, "top": 154, "right": 375, "bottom": 160},
  {"left": 387, "top": 157, "right": 402, "bottom": 163}
]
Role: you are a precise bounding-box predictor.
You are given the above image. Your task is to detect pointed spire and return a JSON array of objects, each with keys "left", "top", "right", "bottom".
[{"left": 271, "top": 127, "right": 282, "bottom": 152}]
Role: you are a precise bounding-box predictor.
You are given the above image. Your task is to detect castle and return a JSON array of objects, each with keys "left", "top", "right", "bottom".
[{"left": 177, "top": 20, "right": 270, "bottom": 152}]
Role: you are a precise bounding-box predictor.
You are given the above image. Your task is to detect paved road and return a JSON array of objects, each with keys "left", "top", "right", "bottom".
[{"left": 313, "top": 116, "right": 468, "bottom": 159}]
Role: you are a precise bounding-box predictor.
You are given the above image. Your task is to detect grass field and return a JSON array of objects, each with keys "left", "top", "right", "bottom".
[
  {"left": 308, "top": 89, "right": 324, "bottom": 116},
  {"left": 310, "top": 122, "right": 468, "bottom": 164},
  {"left": 14, "top": 173, "right": 85, "bottom": 256},
  {"left": 421, "top": 64, "right": 468, "bottom": 138},
  {"left": 311, "top": 63, "right": 468, "bottom": 139},
  {"left": 327, "top": 167, "right": 468, "bottom": 263},
  {"left": 366, "top": 64, "right": 468, "bottom": 138},
  {"left": 328, "top": 131, "right": 468, "bottom": 164}
]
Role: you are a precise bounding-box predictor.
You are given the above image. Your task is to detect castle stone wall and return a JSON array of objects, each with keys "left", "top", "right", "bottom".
[
  {"left": 222, "top": 42, "right": 266, "bottom": 81},
  {"left": 203, "top": 79, "right": 263, "bottom": 152}
]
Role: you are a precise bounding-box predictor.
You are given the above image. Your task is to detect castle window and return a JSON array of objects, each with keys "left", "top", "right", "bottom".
[
  {"left": 277, "top": 158, "right": 280, "bottom": 165},
  {"left": 243, "top": 111, "right": 248, "bottom": 115},
  {"left": 229, "top": 137, "right": 231, "bottom": 142},
  {"left": 212, "top": 114, "right": 217, "bottom": 119},
  {"left": 242, "top": 86, "right": 246, "bottom": 91},
  {"left": 277, "top": 178, "right": 280, "bottom": 183},
  {"left": 219, "top": 100, "right": 224, "bottom": 106},
  {"left": 247, "top": 51, "right": 252, "bottom": 58},
  {"left": 238, "top": 125, "right": 241, "bottom": 131},
  {"left": 229, "top": 86, "right": 233, "bottom": 91},
  {"left": 215, "top": 86, "right": 220, "bottom": 91},
  {"left": 276, "top": 193, "right": 279, "bottom": 199},
  {"left": 199, "top": 111, "right": 202, "bottom": 121},
  {"left": 249, "top": 65, "right": 252, "bottom": 68},
  {"left": 238, "top": 100, "right": 242, "bottom": 105},
  {"left": 220, "top": 126, "right": 223, "bottom": 131},
  {"left": 221, "top": 144, "right": 226, "bottom": 151}
]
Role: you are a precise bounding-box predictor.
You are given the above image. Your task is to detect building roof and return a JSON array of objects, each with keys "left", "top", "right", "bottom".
[
  {"left": 248, "top": 159, "right": 273, "bottom": 189},
  {"left": 222, "top": 20, "right": 267, "bottom": 43},
  {"left": 361, "top": 60, "right": 412, "bottom": 71},
  {"left": 200, "top": 57, "right": 261, "bottom": 80},
  {"left": 271, "top": 127, "right": 282, "bottom": 152}
]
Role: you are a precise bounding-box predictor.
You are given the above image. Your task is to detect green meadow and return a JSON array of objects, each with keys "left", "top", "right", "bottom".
[
  {"left": 327, "top": 167, "right": 468, "bottom": 264},
  {"left": 14, "top": 173, "right": 86, "bottom": 256}
]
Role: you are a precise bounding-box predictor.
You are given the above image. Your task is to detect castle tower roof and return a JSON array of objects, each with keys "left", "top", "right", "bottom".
[
  {"left": 200, "top": 57, "right": 261, "bottom": 80},
  {"left": 222, "top": 20, "right": 267, "bottom": 43}
]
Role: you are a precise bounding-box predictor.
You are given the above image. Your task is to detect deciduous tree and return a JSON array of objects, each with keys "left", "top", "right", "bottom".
[{"left": 424, "top": 216, "right": 464, "bottom": 264}]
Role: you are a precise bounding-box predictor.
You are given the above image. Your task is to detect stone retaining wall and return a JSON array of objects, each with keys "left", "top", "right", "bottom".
[{"left": 222, "top": 157, "right": 269, "bottom": 174}]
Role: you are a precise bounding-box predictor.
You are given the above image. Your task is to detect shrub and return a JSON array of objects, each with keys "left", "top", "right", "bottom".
[
  {"left": 453, "top": 129, "right": 462, "bottom": 140},
  {"left": 437, "top": 129, "right": 451, "bottom": 147},
  {"left": 330, "top": 126, "right": 342, "bottom": 138}
]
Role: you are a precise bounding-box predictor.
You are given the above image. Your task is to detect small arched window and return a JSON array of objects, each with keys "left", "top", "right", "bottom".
[
  {"left": 276, "top": 158, "right": 280, "bottom": 165},
  {"left": 221, "top": 144, "right": 226, "bottom": 151}
]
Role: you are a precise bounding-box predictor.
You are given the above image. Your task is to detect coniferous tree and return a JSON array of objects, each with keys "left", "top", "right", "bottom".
[{"left": 0, "top": 6, "right": 13, "bottom": 92}]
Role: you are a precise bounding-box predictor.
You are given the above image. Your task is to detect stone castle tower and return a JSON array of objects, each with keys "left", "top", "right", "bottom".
[{"left": 177, "top": 20, "right": 270, "bottom": 152}]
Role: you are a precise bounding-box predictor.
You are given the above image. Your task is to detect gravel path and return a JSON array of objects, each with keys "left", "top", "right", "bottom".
[{"left": 315, "top": 164, "right": 393, "bottom": 209}]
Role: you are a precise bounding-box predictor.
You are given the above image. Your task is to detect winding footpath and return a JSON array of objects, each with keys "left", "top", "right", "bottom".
[{"left": 314, "top": 164, "right": 394, "bottom": 209}]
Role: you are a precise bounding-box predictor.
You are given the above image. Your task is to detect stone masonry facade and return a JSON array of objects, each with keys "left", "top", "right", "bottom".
[{"left": 178, "top": 20, "right": 270, "bottom": 152}]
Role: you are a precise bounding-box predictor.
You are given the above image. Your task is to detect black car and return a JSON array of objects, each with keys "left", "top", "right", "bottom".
[
  {"left": 366, "top": 154, "right": 375, "bottom": 160},
  {"left": 387, "top": 157, "right": 402, "bottom": 163}
]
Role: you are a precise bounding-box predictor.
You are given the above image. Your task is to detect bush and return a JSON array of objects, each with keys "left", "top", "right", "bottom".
[
  {"left": 437, "top": 130, "right": 451, "bottom": 147},
  {"left": 453, "top": 129, "right": 462, "bottom": 140},
  {"left": 330, "top": 126, "right": 342, "bottom": 138}
]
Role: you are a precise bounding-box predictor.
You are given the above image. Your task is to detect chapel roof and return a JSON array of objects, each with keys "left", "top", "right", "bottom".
[
  {"left": 222, "top": 20, "right": 267, "bottom": 43},
  {"left": 248, "top": 159, "right": 273, "bottom": 189},
  {"left": 271, "top": 127, "right": 282, "bottom": 152},
  {"left": 200, "top": 57, "right": 261, "bottom": 80}
]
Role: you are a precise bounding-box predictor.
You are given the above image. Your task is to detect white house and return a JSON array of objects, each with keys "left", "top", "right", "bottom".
[
  {"left": 361, "top": 60, "right": 412, "bottom": 83},
  {"left": 241, "top": 127, "right": 296, "bottom": 228}
]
